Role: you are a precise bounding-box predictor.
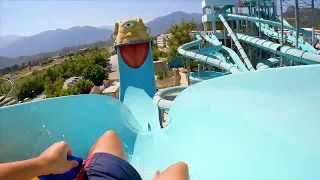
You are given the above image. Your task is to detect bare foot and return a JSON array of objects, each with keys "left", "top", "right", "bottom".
[{"left": 153, "top": 170, "right": 161, "bottom": 180}]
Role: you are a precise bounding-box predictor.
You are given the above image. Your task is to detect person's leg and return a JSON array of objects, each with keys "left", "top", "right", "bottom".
[
  {"left": 88, "top": 130, "right": 127, "bottom": 161},
  {"left": 153, "top": 161, "right": 189, "bottom": 180}
]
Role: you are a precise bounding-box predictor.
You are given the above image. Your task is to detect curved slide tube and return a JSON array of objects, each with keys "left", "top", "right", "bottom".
[
  {"left": 257, "top": 22, "right": 318, "bottom": 54},
  {"left": 177, "top": 35, "right": 241, "bottom": 74},
  {"left": 153, "top": 86, "right": 187, "bottom": 110},
  {"left": 218, "top": 14, "right": 255, "bottom": 71},
  {"left": 189, "top": 71, "right": 225, "bottom": 83},
  {"left": 202, "top": 34, "right": 249, "bottom": 72},
  {"left": 274, "top": 15, "right": 319, "bottom": 46},
  {"left": 236, "top": 33, "right": 320, "bottom": 64},
  {"left": 256, "top": 58, "right": 279, "bottom": 70},
  {"left": 225, "top": 14, "right": 320, "bottom": 41},
  {"left": 2, "top": 65, "right": 320, "bottom": 180}
]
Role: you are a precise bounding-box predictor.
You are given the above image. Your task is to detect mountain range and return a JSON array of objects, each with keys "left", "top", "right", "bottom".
[
  {"left": 283, "top": 6, "right": 320, "bottom": 29},
  {"left": 0, "top": 11, "right": 202, "bottom": 61},
  {"left": 0, "top": 26, "right": 113, "bottom": 58}
]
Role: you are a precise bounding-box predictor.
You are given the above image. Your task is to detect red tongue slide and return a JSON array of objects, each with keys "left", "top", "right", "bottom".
[{"left": 119, "top": 42, "right": 149, "bottom": 69}]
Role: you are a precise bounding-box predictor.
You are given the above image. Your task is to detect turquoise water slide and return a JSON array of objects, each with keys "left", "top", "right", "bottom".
[
  {"left": 202, "top": 33, "right": 249, "bottom": 72},
  {"left": 2, "top": 65, "right": 320, "bottom": 179},
  {"left": 221, "top": 14, "right": 320, "bottom": 65},
  {"left": 274, "top": 15, "right": 319, "bottom": 42},
  {"left": 177, "top": 34, "right": 240, "bottom": 74},
  {"left": 225, "top": 14, "right": 320, "bottom": 41},
  {"left": 256, "top": 58, "right": 279, "bottom": 70},
  {"left": 255, "top": 18, "right": 319, "bottom": 54},
  {"left": 218, "top": 14, "right": 255, "bottom": 71}
]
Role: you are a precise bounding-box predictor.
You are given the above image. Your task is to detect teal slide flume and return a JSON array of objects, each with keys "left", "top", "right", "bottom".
[
  {"left": 177, "top": 34, "right": 240, "bottom": 74},
  {"left": 201, "top": 33, "right": 249, "bottom": 72},
  {"left": 256, "top": 18, "right": 319, "bottom": 54},
  {"left": 225, "top": 14, "right": 320, "bottom": 41},
  {"left": 218, "top": 14, "right": 255, "bottom": 71}
]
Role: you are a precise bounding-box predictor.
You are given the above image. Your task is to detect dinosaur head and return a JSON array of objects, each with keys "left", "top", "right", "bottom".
[{"left": 113, "top": 18, "right": 151, "bottom": 69}]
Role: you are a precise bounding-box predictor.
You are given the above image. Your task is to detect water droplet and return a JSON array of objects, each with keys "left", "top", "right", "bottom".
[
  {"left": 42, "top": 124, "right": 45, "bottom": 128},
  {"left": 62, "top": 135, "right": 65, "bottom": 137},
  {"left": 31, "top": 106, "right": 38, "bottom": 111}
]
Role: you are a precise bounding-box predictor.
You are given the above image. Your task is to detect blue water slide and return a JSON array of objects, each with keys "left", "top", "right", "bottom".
[
  {"left": 2, "top": 65, "right": 320, "bottom": 179},
  {"left": 255, "top": 18, "right": 319, "bottom": 54},
  {"left": 256, "top": 58, "right": 279, "bottom": 70},
  {"left": 177, "top": 35, "right": 241, "bottom": 74},
  {"left": 235, "top": 33, "right": 320, "bottom": 64},
  {"left": 202, "top": 34, "right": 249, "bottom": 72},
  {"left": 218, "top": 14, "right": 255, "bottom": 71},
  {"left": 225, "top": 14, "right": 320, "bottom": 41},
  {"left": 274, "top": 15, "right": 319, "bottom": 41}
]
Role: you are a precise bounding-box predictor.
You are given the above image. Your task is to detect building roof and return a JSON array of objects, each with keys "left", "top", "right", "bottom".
[{"left": 102, "top": 81, "right": 120, "bottom": 94}]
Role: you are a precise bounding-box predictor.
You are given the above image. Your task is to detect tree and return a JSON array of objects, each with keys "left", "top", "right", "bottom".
[
  {"left": 152, "top": 44, "right": 168, "bottom": 61},
  {"left": 82, "top": 64, "right": 108, "bottom": 85},
  {"left": 44, "top": 78, "right": 64, "bottom": 98},
  {"left": 71, "top": 79, "right": 94, "bottom": 94},
  {"left": 166, "top": 20, "right": 196, "bottom": 65},
  {"left": 152, "top": 45, "right": 162, "bottom": 61},
  {"left": 88, "top": 53, "right": 110, "bottom": 67},
  {"left": 16, "top": 73, "right": 46, "bottom": 100},
  {"left": 59, "top": 79, "right": 94, "bottom": 97}
]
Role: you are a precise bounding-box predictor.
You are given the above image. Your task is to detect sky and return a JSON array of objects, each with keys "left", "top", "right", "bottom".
[
  {"left": 1, "top": 0, "right": 319, "bottom": 37},
  {"left": 0, "top": 0, "right": 202, "bottom": 36}
]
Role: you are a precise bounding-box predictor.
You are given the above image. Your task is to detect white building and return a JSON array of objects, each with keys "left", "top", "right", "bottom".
[{"left": 156, "top": 34, "right": 170, "bottom": 47}]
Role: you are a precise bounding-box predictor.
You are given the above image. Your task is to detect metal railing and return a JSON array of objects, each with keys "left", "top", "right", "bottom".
[{"left": 0, "top": 78, "right": 18, "bottom": 107}]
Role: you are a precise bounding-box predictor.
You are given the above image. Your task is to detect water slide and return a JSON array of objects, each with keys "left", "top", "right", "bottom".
[
  {"left": 221, "top": 14, "right": 320, "bottom": 65},
  {"left": 155, "top": 32, "right": 246, "bottom": 109},
  {"left": 256, "top": 58, "right": 279, "bottom": 70},
  {"left": 274, "top": 15, "right": 320, "bottom": 41},
  {"left": 2, "top": 65, "right": 320, "bottom": 180},
  {"left": 202, "top": 33, "right": 249, "bottom": 72},
  {"left": 225, "top": 14, "right": 320, "bottom": 41},
  {"left": 256, "top": 17, "right": 319, "bottom": 54},
  {"left": 177, "top": 34, "right": 240, "bottom": 74},
  {"left": 218, "top": 14, "right": 255, "bottom": 71},
  {"left": 2, "top": 16, "right": 320, "bottom": 180}
]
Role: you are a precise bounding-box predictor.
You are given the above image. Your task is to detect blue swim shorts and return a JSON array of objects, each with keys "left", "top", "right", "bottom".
[{"left": 76, "top": 152, "right": 142, "bottom": 180}]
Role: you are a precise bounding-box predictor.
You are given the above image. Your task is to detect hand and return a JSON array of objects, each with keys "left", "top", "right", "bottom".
[{"left": 38, "top": 141, "right": 79, "bottom": 175}]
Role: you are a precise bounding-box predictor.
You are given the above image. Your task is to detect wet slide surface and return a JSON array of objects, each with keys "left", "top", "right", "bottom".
[{"left": 1, "top": 65, "right": 320, "bottom": 179}]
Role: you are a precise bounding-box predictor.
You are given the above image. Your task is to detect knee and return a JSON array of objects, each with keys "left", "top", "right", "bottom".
[
  {"left": 104, "top": 130, "right": 119, "bottom": 138},
  {"left": 175, "top": 161, "right": 189, "bottom": 171}
]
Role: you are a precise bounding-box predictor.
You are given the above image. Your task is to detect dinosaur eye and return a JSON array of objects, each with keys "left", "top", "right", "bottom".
[{"left": 123, "top": 22, "right": 135, "bottom": 29}]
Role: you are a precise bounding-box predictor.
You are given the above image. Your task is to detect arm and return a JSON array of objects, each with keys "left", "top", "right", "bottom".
[
  {"left": 0, "top": 157, "right": 46, "bottom": 180},
  {"left": 0, "top": 141, "right": 78, "bottom": 180}
]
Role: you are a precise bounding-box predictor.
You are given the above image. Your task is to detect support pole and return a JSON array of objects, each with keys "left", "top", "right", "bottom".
[
  {"left": 198, "top": 64, "right": 201, "bottom": 78},
  {"left": 231, "top": 21, "right": 234, "bottom": 49},
  {"left": 212, "top": 5, "right": 216, "bottom": 34},
  {"left": 311, "top": 0, "right": 315, "bottom": 46},
  {"left": 280, "top": 0, "right": 284, "bottom": 66},
  {"left": 267, "top": 4, "right": 270, "bottom": 18},
  {"left": 187, "top": 58, "right": 190, "bottom": 86},
  {"left": 250, "top": 1, "right": 254, "bottom": 36},
  {"left": 223, "top": 23, "right": 227, "bottom": 46},
  {"left": 273, "top": 1, "right": 278, "bottom": 33},
  {"left": 203, "top": 7, "right": 207, "bottom": 34},
  {"left": 235, "top": 3, "right": 240, "bottom": 33},
  {"left": 258, "top": 1, "right": 262, "bottom": 58},
  {"left": 280, "top": 0, "right": 284, "bottom": 44},
  {"left": 294, "top": 0, "right": 299, "bottom": 66},
  {"left": 264, "top": 2, "right": 267, "bottom": 18}
]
